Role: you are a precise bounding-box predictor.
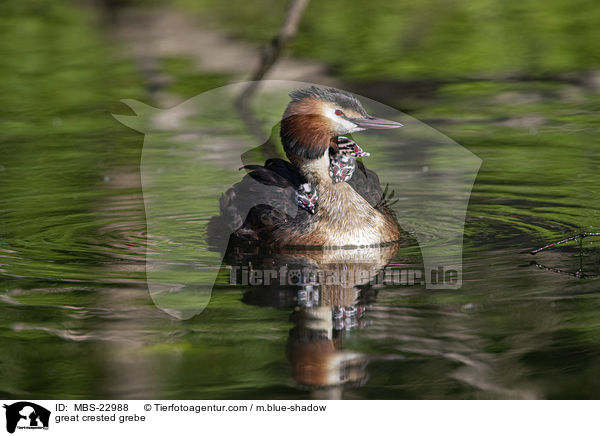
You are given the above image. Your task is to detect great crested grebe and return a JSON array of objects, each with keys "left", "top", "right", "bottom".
[{"left": 208, "top": 86, "right": 403, "bottom": 248}]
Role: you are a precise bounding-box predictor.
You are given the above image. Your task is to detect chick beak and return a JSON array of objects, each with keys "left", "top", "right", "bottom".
[{"left": 352, "top": 116, "right": 403, "bottom": 130}]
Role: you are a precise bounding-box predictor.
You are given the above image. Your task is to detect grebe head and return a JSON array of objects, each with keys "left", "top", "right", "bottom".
[{"left": 280, "top": 86, "right": 402, "bottom": 160}]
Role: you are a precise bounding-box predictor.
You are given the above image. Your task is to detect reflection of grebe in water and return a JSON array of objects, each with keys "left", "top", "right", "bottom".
[
  {"left": 208, "top": 86, "right": 403, "bottom": 248},
  {"left": 237, "top": 244, "right": 400, "bottom": 397}
]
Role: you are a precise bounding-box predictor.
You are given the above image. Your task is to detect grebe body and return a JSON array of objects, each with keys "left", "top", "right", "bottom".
[{"left": 208, "top": 87, "right": 402, "bottom": 248}]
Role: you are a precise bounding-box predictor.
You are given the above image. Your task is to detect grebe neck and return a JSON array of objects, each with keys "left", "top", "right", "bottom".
[{"left": 293, "top": 149, "right": 334, "bottom": 188}]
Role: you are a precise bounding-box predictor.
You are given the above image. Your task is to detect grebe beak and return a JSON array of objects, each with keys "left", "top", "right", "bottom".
[{"left": 352, "top": 116, "right": 403, "bottom": 130}]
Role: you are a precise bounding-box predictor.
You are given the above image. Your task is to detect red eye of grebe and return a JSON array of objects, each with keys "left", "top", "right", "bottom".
[{"left": 335, "top": 109, "right": 343, "bottom": 116}]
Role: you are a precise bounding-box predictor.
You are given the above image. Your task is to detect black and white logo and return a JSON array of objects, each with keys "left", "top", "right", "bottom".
[{"left": 3, "top": 402, "right": 50, "bottom": 434}]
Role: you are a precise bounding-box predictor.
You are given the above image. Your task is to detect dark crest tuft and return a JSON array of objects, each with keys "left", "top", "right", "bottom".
[{"left": 289, "top": 86, "right": 367, "bottom": 116}]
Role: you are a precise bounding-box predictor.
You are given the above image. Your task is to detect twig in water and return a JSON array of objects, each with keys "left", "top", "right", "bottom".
[
  {"left": 235, "top": 0, "right": 311, "bottom": 158},
  {"left": 531, "top": 261, "right": 600, "bottom": 279},
  {"left": 530, "top": 232, "right": 600, "bottom": 255}
]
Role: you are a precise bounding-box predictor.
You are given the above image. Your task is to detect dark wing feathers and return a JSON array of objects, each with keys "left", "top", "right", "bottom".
[
  {"left": 347, "top": 160, "right": 384, "bottom": 207},
  {"left": 348, "top": 160, "right": 397, "bottom": 218},
  {"left": 207, "top": 158, "right": 307, "bottom": 247}
]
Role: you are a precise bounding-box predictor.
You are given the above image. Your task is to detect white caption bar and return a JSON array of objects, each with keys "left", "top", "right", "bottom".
[{"left": 0, "top": 400, "right": 597, "bottom": 436}]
